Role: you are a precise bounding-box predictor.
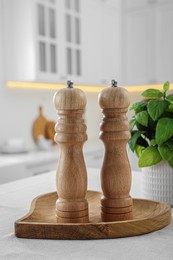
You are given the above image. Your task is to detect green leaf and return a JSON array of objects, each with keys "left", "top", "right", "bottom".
[
  {"left": 136, "top": 111, "right": 148, "bottom": 127},
  {"left": 150, "top": 139, "right": 156, "bottom": 146},
  {"left": 128, "top": 131, "right": 142, "bottom": 152},
  {"left": 135, "top": 145, "right": 145, "bottom": 158},
  {"left": 165, "top": 139, "right": 173, "bottom": 150},
  {"left": 158, "top": 144, "right": 173, "bottom": 161},
  {"left": 168, "top": 157, "right": 173, "bottom": 168},
  {"left": 168, "top": 104, "right": 173, "bottom": 112},
  {"left": 166, "top": 94, "right": 173, "bottom": 102},
  {"left": 142, "top": 89, "right": 163, "bottom": 99},
  {"left": 147, "top": 100, "right": 168, "bottom": 121},
  {"left": 163, "top": 81, "right": 170, "bottom": 92},
  {"left": 130, "top": 118, "right": 136, "bottom": 131},
  {"left": 138, "top": 146, "right": 162, "bottom": 167},
  {"left": 130, "top": 101, "right": 147, "bottom": 112},
  {"left": 156, "top": 118, "right": 173, "bottom": 145},
  {"left": 130, "top": 102, "right": 142, "bottom": 111}
]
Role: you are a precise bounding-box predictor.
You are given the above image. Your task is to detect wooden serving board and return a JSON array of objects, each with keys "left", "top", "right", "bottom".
[
  {"left": 32, "top": 106, "right": 48, "bottom": 142},
  {"left": 15, "top": 191, "right": 171, "bottom": 240},
  {"left": 45, "top": 121, "right": 56, "bottom": 144}
]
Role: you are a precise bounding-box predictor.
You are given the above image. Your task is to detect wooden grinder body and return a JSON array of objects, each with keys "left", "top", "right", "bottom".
[
  {"left": 53, "top": 87, "right": 89, "bottom": 223},
  {"left": 99, "top": 86, "right": 133, "bottom": 222}
]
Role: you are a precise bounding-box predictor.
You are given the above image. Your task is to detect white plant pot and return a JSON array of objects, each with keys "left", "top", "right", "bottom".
[{"left": 142, "top": 161, "right": 173, "bottom": 206}]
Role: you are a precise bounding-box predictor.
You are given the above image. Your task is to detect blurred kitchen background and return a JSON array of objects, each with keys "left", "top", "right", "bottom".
[{"left": 0, "top": 0, "right": 173, "bottom": 184}]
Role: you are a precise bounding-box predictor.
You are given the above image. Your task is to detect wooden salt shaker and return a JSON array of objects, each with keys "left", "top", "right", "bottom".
[
  {"left": 53, "top": 81, "right": 89, "bottom": 223},
  {"left": 98, "top": 80, "right": 133, "bottom": 222}
]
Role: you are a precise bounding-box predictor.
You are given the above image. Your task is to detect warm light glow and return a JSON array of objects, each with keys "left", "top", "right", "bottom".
[
  {"left": 123, "top": 84, "right": 173, "bottom": 92},
  {"left": 6, "top": 81, "right": 173, "bottom": 93},
  {"left": 6, "top": 81, "right": 105, "bottom": 93}
]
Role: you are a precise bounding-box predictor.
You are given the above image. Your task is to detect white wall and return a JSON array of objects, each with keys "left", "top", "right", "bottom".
[{"left": 0, "top": 87, "right": 101, "bottom": 150}]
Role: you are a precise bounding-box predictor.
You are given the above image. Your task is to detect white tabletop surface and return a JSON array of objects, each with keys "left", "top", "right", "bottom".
[{"left": 0, "top": 168, "right": 173, "bottom": 260}]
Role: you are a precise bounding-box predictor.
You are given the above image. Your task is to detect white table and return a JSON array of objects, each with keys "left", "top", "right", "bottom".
[{"left": 0, "top": 169, "right": 173, "bottom": 260}]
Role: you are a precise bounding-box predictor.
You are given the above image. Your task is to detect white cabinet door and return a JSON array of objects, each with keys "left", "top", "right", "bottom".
[
  {"left": 35, "top": 0, "right": 59, "bottom": 81},
  {"left": 155, "top": 3, "right": 173, "bottom": 83},
  {"left": 3, "top": 0, "right": 36, "bottom": 81},
  {"left": 125, "top": 0, "right": 149, "bottom": 10},
  {"left": 82, "top": 0, "right": 103, "bottom": 85},
  {"left": 82, "top": 0, "right": 121, "bottom": 85},
  {"left": 62, "top": 0, "right": 83, "bottom": 83},
  {"left": 34, "top": 0, "right": 83, "bottom": 83},
  {"left": 123, "top": 7, "right": 154, "bottom": 85},
  {"left": 3, "top": 0, "right": 120, "bottom": 85},
  {"left": 123, "top": 0, "right": 173, "bottom": 86},
  {"left": 100, "top": 6, "right": 121, "bottom": 85},
  {"left": 157, "top": 0, "right": 173, "bottom": 4},
  {"left": 3, "top": 0, "right": 58, "bottom": 82},
  {"left": 3, "top": 0, "right": 83, "bottom": 83}
]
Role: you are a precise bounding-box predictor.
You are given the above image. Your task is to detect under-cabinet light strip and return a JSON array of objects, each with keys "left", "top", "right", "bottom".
[
  {"left": 6, "top": 81, "right": 104, "bottom": 93},
  {"left": 6, "top": 81, "right": 173, "bottom": 93}
]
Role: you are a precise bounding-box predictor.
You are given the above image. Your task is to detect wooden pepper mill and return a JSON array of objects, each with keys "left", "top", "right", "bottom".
[
  {"left": 98, "top": 80, "right": 133, "bottom": 222},
  {"left": 53, "top": 81, "right": 89, "bottom": 223}
]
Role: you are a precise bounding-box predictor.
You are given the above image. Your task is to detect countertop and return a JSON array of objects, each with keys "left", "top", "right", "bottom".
[
  {"left": 0, "top": 140, "right": 104, "bottom": 184},
  {"left": 0, "top": 168, "right": 172, "bottom": 260}
]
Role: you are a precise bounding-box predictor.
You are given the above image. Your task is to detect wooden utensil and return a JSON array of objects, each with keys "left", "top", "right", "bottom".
[
  {"left": 32, "top": 106, "right": 48, "bottom": 142},
  {"left": 45, "top": 121, "right": 56, "bottom": 144}
]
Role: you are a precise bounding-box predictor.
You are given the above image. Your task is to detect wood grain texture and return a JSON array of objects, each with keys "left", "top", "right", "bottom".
[
  {"left": 32, "top": 106, "right": 48, "bottom": 142},
  {"left": 53, "top": 87, "right": 89, "bottom": 223},
  {"left": 15, "top": 191, "right": 171, "bottom": 240},
  {"left": 99, "top": 86, "right": 133, "bottom": 221},
  {"left": 45, "top": 120, "right": 56, "bottom": 144}
]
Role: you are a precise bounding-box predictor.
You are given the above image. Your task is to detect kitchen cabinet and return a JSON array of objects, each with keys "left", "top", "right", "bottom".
[
  {"left": 82, "top": 0, "right": 121, "bottom": 85},
  {"left": 125, "top": 0, "right": 149, "bottom": 9},
  {"left": 2, "top": 0, "right": 120, "bottom": 85},
  {"left": 36, "top": 0, "right": 58, "bottom": 80},
  {"left": 55, "top": 0, "right": 83, "bottom": 83},
  {"left": 0, "top": 145, "right": 105, "bottom": 184},
  {"left": 122, "top": 5, "right": 153, "bottom": 85},
  {"left": 122, "top": 0, "right": 173, "bottom": 85},
  {"left": 0, "top": 149, "right": 58, "bottom": 184},
  {"left": 3, "top": 0, "right": 83, "bottom": 83},
  {"left": 155, "top": 3, "right": 173, "bottom": 83},
  {"left": 2, "top": 0, "right": 36, "bottom": 81}
]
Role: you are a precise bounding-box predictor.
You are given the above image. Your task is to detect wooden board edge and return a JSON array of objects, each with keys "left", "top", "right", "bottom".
[
  {"left": 14, "top": 192, "right": 172, "bottom": 240},
  {"left": 15, "top": 192, "right": 57, "bottom": 224}
]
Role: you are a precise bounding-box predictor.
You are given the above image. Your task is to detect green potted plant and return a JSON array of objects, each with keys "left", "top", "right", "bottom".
[{"left": 129, "top": 81, "right": 173, "bottom": 205}]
